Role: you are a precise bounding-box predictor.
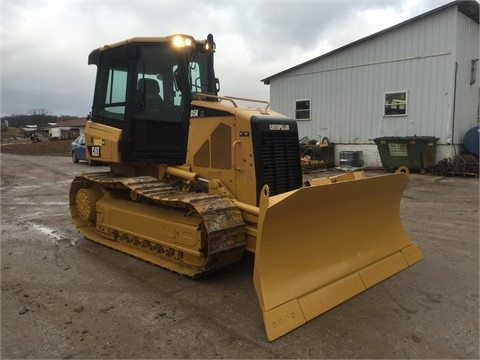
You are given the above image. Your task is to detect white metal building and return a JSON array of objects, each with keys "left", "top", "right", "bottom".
[{"left": 262, "top": 0, "right": 479, "bottom": 167}]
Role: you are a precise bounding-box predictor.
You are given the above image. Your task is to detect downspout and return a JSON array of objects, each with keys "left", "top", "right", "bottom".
[{"left": 451, "top": 62, "right": 458, "bottom": 156}]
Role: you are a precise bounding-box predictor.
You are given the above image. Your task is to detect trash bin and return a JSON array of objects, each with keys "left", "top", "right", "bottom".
[
  {"left": 339, "top": 151, "right": 364, "bottom": 167},
  {"left": 463, "top": 126, "right": 479, "bottom": 156},
  {"left": 373, "top": 136, "right": 439, "bottom": 172}
]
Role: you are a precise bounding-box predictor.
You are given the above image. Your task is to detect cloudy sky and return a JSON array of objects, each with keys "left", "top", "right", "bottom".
[{"left": 1, "top": 0, "right": 453, "bottom": 117}]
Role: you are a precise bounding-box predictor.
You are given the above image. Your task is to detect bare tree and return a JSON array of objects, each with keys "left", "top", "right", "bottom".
[{"left": 29, "top": 108, "right": 50, "bottom": 116}]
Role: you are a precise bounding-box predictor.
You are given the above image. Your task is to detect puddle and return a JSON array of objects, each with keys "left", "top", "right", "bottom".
[
  {"left": 31, "top": 224, "right": 63, "bottom": 240},
  {"left": 43, "top": 201, "right": 69, "bottom": 206},
  {"left": 13, "top": 185, "right": 42, "bottom": 189}
]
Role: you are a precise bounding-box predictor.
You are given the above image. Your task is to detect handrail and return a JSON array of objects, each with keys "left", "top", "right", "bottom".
[
  {"left": 232, "top": 140, "right": 242, "bottom": 171},
  {"left": 194, "top": 93, "right": 238, "bottom": 107},
  {"left": 194, "top": 93, "right": 270, "bottom": 113},
  {"left": 223, "top": 96, "right": 270, "bottom": 113}
]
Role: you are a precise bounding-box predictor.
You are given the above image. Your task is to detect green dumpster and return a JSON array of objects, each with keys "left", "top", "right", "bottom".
[{"left": 373, "top": 136, "right": 439, "bottom": 172}]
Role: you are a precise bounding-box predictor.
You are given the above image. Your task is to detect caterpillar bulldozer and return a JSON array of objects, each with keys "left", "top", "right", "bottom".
[{"left": 69, "top": 34, "right": 423, "bottom": 341}]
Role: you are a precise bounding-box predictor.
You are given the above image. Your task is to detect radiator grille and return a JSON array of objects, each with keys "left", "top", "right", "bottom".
[{"left": 252, "top": 117, "right": 302, "bottom": 202}]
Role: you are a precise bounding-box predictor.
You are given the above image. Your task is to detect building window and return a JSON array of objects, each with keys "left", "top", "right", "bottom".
[
  {"left": 295, "top": 99, "right": 311, "bottom": 120},
  {"left": 471, "top": 59, "right": 478, "bottom": 85},
  {"left": 384, "top": 91, "right": 407, "bottom": 116},
  {"left": 477, "top": 88, "right": 480, "bottom": 120}
]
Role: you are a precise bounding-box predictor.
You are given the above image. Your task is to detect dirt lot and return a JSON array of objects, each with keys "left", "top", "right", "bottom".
[
  {"left": 1, "top": 138, "right": 71, "bottom": 157},
  {"left": 1, "top": 152, "right": 479, "bottom": 359}
]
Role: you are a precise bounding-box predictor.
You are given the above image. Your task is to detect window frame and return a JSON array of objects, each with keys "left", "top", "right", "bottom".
[
  {"left": 295, "top": 99, "right": 311, "bottom": 121},
  {"left": 103, "top": 68, "right": 128, "bottom": 119},
  {"left": 384, "top": 91, "right": 408, "bottom": 117}
]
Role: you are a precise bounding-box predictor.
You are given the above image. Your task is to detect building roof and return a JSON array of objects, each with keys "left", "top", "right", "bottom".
[
  {"left": 50, "top": 118, "right": 87, "bottom": 128},
  {"left": 261, "top": 0, "right": 479, "bottom": 85}
]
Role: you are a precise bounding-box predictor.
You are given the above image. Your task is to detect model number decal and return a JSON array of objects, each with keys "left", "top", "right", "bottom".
[
  {"left": 269, "top": 124, "right": 290, "bottom": 131},
  {"left": 190, "top": 109, "right": 205, "bottom": 117}
]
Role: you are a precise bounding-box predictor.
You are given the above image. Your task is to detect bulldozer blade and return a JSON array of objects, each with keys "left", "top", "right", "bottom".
[{"left": 253, "top": 171, "right": 423, "bottom": 341}]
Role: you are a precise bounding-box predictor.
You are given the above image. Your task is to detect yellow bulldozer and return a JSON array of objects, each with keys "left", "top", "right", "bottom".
[{"left": 69, "top": 34, "right": 423, "bottom": 341}]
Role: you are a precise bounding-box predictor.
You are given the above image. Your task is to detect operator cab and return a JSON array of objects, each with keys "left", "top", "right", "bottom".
[{"left": 88, "top": 34, "right": 217, "bottom": 164}]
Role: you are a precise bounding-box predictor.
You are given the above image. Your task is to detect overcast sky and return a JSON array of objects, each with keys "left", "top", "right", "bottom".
[{"left": 1, "top": 0, "right": 454, "bottom": 117}]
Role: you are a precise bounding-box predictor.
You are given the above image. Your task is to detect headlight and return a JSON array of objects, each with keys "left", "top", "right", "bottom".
[{"left": 172, "top": 35, "right": 194, "bottom": 48}]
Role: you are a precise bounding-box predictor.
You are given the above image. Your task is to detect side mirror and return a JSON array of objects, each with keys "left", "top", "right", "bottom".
[{"left": 174, "top": 67, "right": 186, "bottom": 91}]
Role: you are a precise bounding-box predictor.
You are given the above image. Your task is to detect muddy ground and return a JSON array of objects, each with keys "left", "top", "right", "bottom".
[{"left": 1, "top": 152, "right": 479, "bottom": 359}]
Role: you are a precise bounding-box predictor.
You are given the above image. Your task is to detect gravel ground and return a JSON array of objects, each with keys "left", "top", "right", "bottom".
[{"left": 1, "top": 153, "right": 478, "bottom": 359}]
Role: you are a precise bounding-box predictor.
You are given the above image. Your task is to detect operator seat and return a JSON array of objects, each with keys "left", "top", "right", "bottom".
[{"left": 137, "top": 78, "right": 165, "bottom": 112}]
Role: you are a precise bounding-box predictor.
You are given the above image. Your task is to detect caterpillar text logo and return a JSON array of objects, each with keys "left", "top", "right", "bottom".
[{"left": 269, "top": 124, "right": 290, "bottom": 131}]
